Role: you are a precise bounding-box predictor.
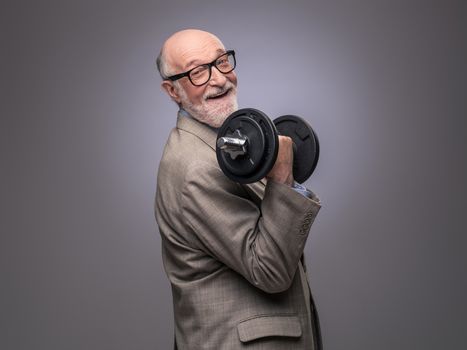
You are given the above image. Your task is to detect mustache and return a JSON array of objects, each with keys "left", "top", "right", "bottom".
[{"left": 204, "top": 82, "right": 236, "bottom": 100}]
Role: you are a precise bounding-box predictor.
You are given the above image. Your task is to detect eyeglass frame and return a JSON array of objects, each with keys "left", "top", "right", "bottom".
[{"left": 163, "top": 50, "right": 236, "bottom": 86}]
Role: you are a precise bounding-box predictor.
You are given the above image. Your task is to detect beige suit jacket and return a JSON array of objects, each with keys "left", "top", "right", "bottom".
[{"left": 155, "top": 111, "right": 322, "bottom": 349}]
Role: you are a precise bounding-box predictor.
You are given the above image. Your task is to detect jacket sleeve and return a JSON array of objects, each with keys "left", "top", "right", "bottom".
[{"left": 181, "top": 161, "right": 321, "bottom": 293}]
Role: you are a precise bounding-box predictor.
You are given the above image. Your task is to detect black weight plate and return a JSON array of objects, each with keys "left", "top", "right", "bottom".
[
  {"left": 217, "top": 108, "right": 278, "bottom": 184},
  {"left": 274, "top": 115, "right": 319, "bottom": 183},
  {"left": 221, "top": 116, "right": 265, "bottom": 176}
]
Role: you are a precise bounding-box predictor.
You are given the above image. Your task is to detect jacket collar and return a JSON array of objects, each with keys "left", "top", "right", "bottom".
[{"left": 176, "top": 109, "right": 217, "bottom": 151}]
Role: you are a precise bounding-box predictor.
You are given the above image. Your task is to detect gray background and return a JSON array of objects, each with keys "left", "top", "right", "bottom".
[{"left": 2, "top": 0, "right": 466, "bottom": 349}]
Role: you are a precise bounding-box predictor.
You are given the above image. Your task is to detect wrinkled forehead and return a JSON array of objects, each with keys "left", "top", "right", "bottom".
[{"left": 164, "top": 32, "right": 226, "bottom": 72}]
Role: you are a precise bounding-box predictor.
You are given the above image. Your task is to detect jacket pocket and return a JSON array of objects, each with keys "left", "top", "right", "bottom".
[{"left": 237, "top": 314, "right": 302, "bottom": 343}]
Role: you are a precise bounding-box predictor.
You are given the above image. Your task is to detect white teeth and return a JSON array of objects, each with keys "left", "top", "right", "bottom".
[{"left": 209, "top": 89, "right": 229, "bottom": 99}]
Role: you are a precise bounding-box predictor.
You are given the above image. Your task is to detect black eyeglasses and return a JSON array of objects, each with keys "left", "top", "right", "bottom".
[{"left": 165, "top": 50, "right": 236, "bottom": 86}]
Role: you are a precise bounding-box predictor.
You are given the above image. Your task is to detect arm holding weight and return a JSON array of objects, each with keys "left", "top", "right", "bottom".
[{"left": 181, "top": 161, "right": 320, "bottom": 293}]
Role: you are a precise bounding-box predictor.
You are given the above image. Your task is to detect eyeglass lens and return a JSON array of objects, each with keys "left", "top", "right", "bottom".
[{"left": 189, "top": 52, "right": 235, "bottom": 86}]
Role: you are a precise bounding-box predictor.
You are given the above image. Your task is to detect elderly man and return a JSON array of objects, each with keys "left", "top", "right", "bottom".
[{"left": 155, "top": 29, "right": 322, "bottom": 350}]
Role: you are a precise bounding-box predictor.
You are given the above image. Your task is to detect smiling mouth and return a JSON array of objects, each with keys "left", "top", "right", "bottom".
[{"left": 207, "top": 89, "right": 231, "bottom": 100}]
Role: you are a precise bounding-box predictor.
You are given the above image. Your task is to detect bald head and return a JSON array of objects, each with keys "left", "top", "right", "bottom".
[{"left": 157, "top": 29, "right": 225, "bottom": 78}]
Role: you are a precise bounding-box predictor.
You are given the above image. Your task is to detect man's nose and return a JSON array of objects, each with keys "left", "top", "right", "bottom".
[{"left": 209, "top": 67, "right": 227, "bottom": 86}]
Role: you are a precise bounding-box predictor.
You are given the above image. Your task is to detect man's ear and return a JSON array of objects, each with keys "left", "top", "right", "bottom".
[{"left": 161, "top": 81, "right": 181, "bottom": 104}]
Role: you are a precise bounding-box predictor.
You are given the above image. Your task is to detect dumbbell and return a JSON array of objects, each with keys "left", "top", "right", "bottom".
[{"left": 216, "top": 108, "right": 319, "bottom": 184}]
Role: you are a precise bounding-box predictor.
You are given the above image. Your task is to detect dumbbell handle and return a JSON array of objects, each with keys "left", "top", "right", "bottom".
[
  {"left": 217, "top": 136, "right": 248, "bottom": 159},
  {"left": 218, "top": 135, "right": 298, "bottom": 160}
]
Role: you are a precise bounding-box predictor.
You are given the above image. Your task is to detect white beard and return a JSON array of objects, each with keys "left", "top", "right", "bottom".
[{"left": 176, "top": 82, "right": 238, "bottom": 128}]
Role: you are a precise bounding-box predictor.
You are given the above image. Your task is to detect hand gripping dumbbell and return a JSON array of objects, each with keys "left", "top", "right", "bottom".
[{"left": 216, "top": 108, "right": 319, "bottom": 184}]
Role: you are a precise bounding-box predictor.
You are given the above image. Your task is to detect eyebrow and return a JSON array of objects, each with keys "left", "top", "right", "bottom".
[{"left": 184, "top": 49, "right": 227, "bottom": 70}]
